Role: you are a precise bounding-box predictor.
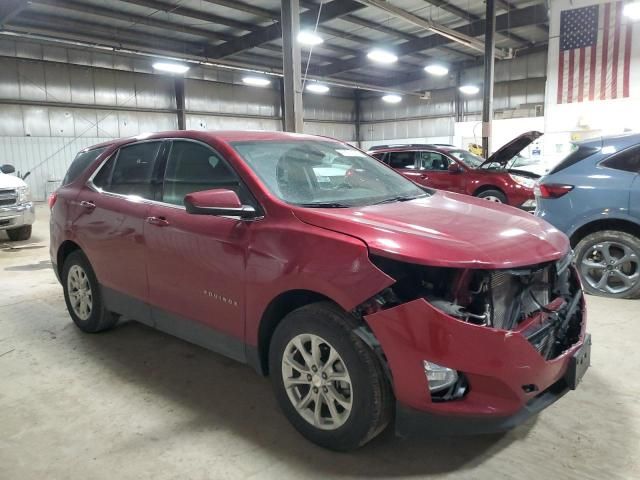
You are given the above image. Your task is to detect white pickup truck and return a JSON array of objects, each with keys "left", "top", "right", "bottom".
[{"left": 0, "top": 164, "right": 35, "bottom": 241}]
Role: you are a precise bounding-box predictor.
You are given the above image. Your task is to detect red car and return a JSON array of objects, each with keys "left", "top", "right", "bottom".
[
  {"left": 50, "top": 131, "right": 589, "bottom": 451},
  {"left": 368, "top": 132, "right": 542, "bottom": 210}
]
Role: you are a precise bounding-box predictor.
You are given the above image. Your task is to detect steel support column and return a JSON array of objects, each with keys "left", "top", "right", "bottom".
[
  {"left": 354, "top": 90, "right": 362, "bottom": 148},
  {"left": 482, "top": 0, "right": 496, "bottom": 158},
  {"left": 174, "top": 77, "right": 186, "bottom": 130},
  {"left": 281, "top": 0, "right": 303, "bottom": 132}
]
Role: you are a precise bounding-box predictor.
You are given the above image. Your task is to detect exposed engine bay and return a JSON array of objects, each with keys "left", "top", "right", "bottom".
[{"left": 355, "top": 253, "right": 583, "bottom": 361}]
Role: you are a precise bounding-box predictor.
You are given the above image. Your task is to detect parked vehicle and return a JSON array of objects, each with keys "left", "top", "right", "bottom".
[
  {"left": 367, "top": 132, "right": 542, "bottom": 210},
  {"left": 536, "top": 132, "right": 640, "bottom": 299},
  {"left": 0, "top": 164, "right": 35, "bottom": 241},
  {"left": 50, "top": 131, "right": 590, "bottom": 450}
]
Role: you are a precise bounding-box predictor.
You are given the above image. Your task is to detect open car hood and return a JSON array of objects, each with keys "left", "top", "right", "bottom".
[{"left": 480, "top": 131, "right": 543, "bottom": 168}]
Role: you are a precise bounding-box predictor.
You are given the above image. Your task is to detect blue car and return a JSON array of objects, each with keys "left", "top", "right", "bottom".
[{"left": 536, "top": 133, "right": 640, "bottom": 299}]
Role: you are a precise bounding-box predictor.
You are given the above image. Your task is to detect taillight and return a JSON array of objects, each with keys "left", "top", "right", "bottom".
[
  {"left": 48, "top": 191, "right": 58, "bottom": 209},
  {"left": 535, "top": 183, "right": 574, "bottom": 199}
]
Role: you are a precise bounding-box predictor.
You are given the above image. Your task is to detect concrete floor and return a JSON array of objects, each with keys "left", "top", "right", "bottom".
[{"left": 0, "top": 205, "right": 638, "bottom": 480}]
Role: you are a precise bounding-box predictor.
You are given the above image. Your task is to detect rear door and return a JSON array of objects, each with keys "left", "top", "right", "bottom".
[
  {"left": 143, "top": 139, "right": 255, "bottom": 354},
  {"left": 386, "top": 150, "right": 418, "bottom": 180},
  {"left": 601, "top": 145, "right": 640, "bottom": 218},
  {"left": 72, "top": 140, "right": 165, "bottom": 316}
]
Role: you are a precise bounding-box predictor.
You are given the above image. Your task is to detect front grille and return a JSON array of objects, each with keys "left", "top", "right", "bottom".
[
  {"left": 489, "top": 254, "right": 582, "bottom": 359},
  {"left": 0, "top": 189, "right": 17, "bottom": 207}
]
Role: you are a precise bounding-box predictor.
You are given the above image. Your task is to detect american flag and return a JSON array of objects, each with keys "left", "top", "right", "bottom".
[{"left": 557, "top": 1, "right": 633, "bottom": 104}]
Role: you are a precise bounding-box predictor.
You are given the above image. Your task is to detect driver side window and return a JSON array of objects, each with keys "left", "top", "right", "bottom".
[
  {"left": 162, "top": 141, "right": 240, "bottom": 206},
  {"left": 418, "top": 151, "right": 450, "bottom": 171}
]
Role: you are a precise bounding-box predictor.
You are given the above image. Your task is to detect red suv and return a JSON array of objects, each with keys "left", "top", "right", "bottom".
[
  {"left": 368, "top": 132, "right": 542, "bottom": 210},
  {"left": 50, "top": 131, "right": 590, "bottom": 451}
]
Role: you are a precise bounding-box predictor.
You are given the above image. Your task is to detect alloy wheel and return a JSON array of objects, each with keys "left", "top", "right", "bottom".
[
  {"left": 580, "top": 241, "right": 640, "bottom": 295},
  {"left": 67, "top": 264, "right": 93, "bottom": 321},
  {"left": 281, "top": 333, "right": 353, "bottom": 430},
  {"left": 482, "top": 195, "right": 503, "bottom": 203}
]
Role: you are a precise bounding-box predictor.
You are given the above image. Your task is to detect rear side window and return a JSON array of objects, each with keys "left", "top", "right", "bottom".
[
  {"left": 62, "top": 147, "right": 107, "bottom": 185},
  {"left": 370, "top": 152, "right": 386, "bottom": 162},
  {"left": 548, "top": 145, "right": 599, "bottom": 174},
  {"left": 93, "top": 142, "right": 162, "bottom": 199},
  {"left": 162, "top": 141, "right": 239, "bottom": 206},
  {"left": 387, "top": 151, "right": 416, "bottom": 169},
  {"left": 600, "top": 145, "right": 640, "bottom": 173}
]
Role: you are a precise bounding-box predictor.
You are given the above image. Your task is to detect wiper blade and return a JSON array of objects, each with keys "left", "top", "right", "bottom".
[
  {"left": 373, "top": 194, "right": 426, "bottom": 205},
  {"left": 296, "top": 202, "right": 351, "bottom": 208}
]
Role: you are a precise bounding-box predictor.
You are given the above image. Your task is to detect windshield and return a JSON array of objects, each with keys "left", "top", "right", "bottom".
[
  {"left": 446, "top": 149, "right": 485, "bottom": 168},
  {"left": 231, "top": 140, "right": 427, "bottom": 207}
]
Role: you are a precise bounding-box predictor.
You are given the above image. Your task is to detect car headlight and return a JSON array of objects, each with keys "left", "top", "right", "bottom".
[
  {"left": 17, "top": 185, "right": 30, "bottom": 203},
  {"left": 509, "top": 174, "right": 536, "bottom": 189}
]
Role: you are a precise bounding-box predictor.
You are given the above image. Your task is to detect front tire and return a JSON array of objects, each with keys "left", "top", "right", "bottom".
[
  {"left": 269, "top": 302, "right": 392, "bottom": 451},
  {"left": 62, "top": 250, "right": 119, "bottom": 332},
  {"left": 7, "top": 225, "right": 32, "bottom": 241},
  {"left": 476, "top": 189, "right": 507, "bottom": 203},
  {"left": 575, "top": 230, "right": 640, "bottom": 299}
]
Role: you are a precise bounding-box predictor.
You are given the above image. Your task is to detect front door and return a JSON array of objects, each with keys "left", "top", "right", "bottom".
[
  {"left": 413, "top": 151, "right": 466, "bottom": 193},
  {"left": 144, "top": 139, "right": 254, "bottom": 357},
  {"left": 72, "top": 141, "right": 164, "bottom": 314}
]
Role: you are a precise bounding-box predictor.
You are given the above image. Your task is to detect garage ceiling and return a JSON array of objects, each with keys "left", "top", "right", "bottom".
[{"left": 1, "top": 0, "right": 550, "bottom": 90}]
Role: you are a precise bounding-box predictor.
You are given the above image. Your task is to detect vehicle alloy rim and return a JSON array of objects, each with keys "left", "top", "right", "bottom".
[
  {"left": 67, "top": 265, "right": 93, "bottom": 320},
  {"left": 281, "top": 333, "right": 353, "bottom": 430},
  {"left": 580, "top": 241, "right": 640, "bottom": 294},
  {"left": 483, "top": 195, "right": 503, "bottom": 203}
]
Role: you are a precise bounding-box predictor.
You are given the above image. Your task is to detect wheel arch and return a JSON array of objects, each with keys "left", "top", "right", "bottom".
[
  {"left": 56, "top": 240, "right": 83, "bottom": 277},
  {"left": 569, "top": 219, "right": 640, "bottom": 247},
  {"left": 253, "top": 289, "right": 335, "bottom": 376},
  {"left": 473, "top": 184, "right": 506, "bottom": 198}
]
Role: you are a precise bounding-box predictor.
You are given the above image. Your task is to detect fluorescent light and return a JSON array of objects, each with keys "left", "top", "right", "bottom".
[
  {"left": 424, "top": 64, "right": 449, "bottom": 76},
  {"left": 459, "top": 85, "right": 480, "bottom": 95},
  {"left": 298, "top": 30, "right": 323, "bottom": 46},
  {"left": 242, "top": 76, "right": 270, "bottom": 87},
  {"left": 367, "top": 49, "right": 398, "bottom": 64},
  {"left": 382, "top": 94, "right": 402, "bottom": 103},
  {"left": 306, "top": 83, "right": 330, "bottom": 94},
  {"left": 152, "top": 62, "right": 189, "bottom": 74},
  {"left": 624, "top": 2, "right": 640, "bottom": 20}
]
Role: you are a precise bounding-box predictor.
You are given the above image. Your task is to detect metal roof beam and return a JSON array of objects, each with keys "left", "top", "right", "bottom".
[
  {"left": 309, "top": 3, "right": 548, "bottom": 76},
  {"left": 212, "top": 0, "right": 365, "bottom": 58}
]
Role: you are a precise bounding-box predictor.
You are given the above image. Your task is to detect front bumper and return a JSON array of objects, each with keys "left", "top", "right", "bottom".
[
  {"left": 365, "top": 296, "right": 588, "bottom": 434},
  {"left": 0, "top": 202, "right": 35, "bottom": 231}
]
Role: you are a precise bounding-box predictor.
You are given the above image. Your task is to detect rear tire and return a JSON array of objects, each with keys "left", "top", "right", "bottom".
[
  {"left": 476, "top": 189, "right": 507, "bottom": 203},
  {"left": 575, "top": 230, "right": 640, "bottom": 299},
  {"left": 62, "top": 250, "right": 119, "bottom": 332},
  {"left": 7, "top": 225, "right": 32, "bottom": 241},
  {"left": 269, "top": 302, "right": 393, "bottom": 451}
]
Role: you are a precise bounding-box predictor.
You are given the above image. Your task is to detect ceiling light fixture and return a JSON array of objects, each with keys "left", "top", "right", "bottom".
[
  {"left": 297, "top": 30, "right": 324, "bottom": 46},
  {"left": 459, "top": 85, "right": 480, "bottom": 95},
  {"left": 623, "top": 1, "right": 640, "bottom": 20},
  {"left": 424, "top": 64, "right": 449, "bottom": 76},
  {"left": 367, "top": 49, "right": 398, "bottom": 64},
  {"left": 382, "top": 94, "right": 402, "bottom": 103},
  {"left": 152, "top": 62, "right": 190, "bottom": 74},
  {"left": 242, "top": 76, "right": 271, "bottom": 87},
  {"left": 306, "top": 83, "right": 330, "bottom": 94}
]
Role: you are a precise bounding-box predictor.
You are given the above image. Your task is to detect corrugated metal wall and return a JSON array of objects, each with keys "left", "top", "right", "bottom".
[{"left": 0, "top": 38, "right": 357, "bottom": 200}]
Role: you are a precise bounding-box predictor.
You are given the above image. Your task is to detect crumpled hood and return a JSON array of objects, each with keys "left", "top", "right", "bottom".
[
  {"left": 293, "top": 191, "right": 569, "bottom": 269},
  {"left": 0, "top": 173, "right": 27, "bottom": 189}
]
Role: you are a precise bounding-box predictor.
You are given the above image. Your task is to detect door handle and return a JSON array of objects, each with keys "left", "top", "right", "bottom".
[
  {"left": 146, "top": 216, "right": 170, "bottom": 227},
  {"left": 79, "top": 200, "right": 96, "bottom": 211}
]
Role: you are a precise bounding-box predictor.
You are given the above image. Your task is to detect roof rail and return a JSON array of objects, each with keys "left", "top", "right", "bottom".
[{"left": 368, "top": 143, "right": 439, "bottom": 151}]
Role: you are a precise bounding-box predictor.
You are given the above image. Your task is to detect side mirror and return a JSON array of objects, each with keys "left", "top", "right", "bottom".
[
  {"left": 184, "top": 189, "right": 258, "bottom": 219},
  {"left": 1, "top": 164, "right": 15, "bottom": 174},
  {"left": 448, "top": 163, "right": 462, "bottom": 174}
]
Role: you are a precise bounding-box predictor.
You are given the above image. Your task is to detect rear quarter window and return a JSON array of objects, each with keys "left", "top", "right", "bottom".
[
  {"left": 548, "top": 145, "right": 599, "bottom": 174},
  {"left": 600, "top": 145, "right": 640, "bottom": 173},
  {"left": 62, "top": 147, "right": 108, "bottom": 185}
]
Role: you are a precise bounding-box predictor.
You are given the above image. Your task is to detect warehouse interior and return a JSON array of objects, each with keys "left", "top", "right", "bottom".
[{"left": 0, "top": 0, "right": 639, "bottom": 478}]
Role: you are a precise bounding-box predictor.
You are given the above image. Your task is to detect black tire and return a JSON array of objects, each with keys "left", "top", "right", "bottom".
[
  {"left": 476, "top": 189, "right": 507, "bottom": 203},
  {"left": 6, "top": 225, "right": 32, "bottom": 241},
  {"left": 62, "top": 250, "right": 119, "bottom": 332},
  {"left": 269, "top": 302, "right": 393, "bottom": 451},
  {"left": 575, "top": 230, "right": 640, "bottom": 299}
]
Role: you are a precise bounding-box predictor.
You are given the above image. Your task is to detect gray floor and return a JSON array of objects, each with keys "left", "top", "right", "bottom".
[{"left": 1, "top": 205, "right": 638, "bottom": 480}]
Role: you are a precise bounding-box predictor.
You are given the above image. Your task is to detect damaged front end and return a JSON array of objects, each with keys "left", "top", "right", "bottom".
[{"left": 352, "top": 252, "right": 588, "bottom": 426}]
